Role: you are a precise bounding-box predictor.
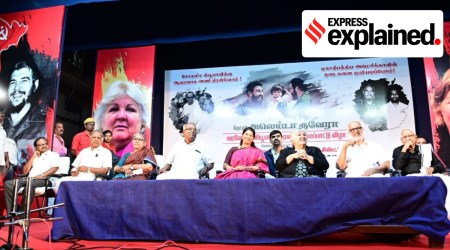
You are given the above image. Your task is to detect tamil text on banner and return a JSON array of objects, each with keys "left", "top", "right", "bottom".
[{"left": 163, "top": 57, "right": 416, "bottom": 177}]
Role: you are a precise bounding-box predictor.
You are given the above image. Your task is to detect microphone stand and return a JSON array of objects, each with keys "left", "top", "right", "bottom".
[{"left": 0, "top": 177, "right": 65, "bottom": 250}]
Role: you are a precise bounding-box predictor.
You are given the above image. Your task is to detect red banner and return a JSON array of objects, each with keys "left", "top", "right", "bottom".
[
  {"left": 93, "top": 46, "right": 155, "bottom": 158},
  {"left": 0, "top": 6, "right": 65, "bottom": 168}
]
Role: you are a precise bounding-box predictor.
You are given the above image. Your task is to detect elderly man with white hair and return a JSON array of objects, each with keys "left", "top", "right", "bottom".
[
  {"left": 276, "top": 130, "right": 329, "bottom": 178},
  {"left": 336, "top": 120, "right": 390, "bottom": 177},
  {"left": 392, "top": 128, "right": 450, "bottom": 218}
]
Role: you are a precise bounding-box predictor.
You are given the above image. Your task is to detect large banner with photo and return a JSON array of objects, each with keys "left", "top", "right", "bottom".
[
  {"left": 423, "top": 21, "right": 450, "bottom": 169},
  {"left": 163, "top": 57, "right": 415, "bottom": 177},
  {"left": 92, "top": 46, "right": 155, "bottom": 158},
  {"left": 0, "top": 6, "right": 65, "bottom": 169}
]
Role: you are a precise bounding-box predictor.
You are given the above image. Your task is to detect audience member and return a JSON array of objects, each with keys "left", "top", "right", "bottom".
[
  {"left": 215, "top": 127, "right": 268, "bottom": 179},
  {"left": 94, "top": 80, "right": 150, "bottom": 158},
  {"left": 71, "top": 117, "right": 95, "bottom": 157},
  {"left": 415, "top": 135, "right": 428, "bottom": 145},
  {"left": 336, "top": 121, "right": 390, "bottom": 177},
  {"left": 55, "top": 130, "right": 112, "bottom": 193},
  {"left": 4, "top": 137, "right": 59, "bottom": 213},
  {"left": 3, "top": 138, "right": 18, "bottom": 181},
  {"left": 53, "top": 121, "right": 67, "bottom": 157},
  {"left": 112, "top": 133, "right": 156, "bottom": 180},
  {"left": 264, "top": 129, "right": 284, "bottom": 177},
  {"left": 276, "top": 130, "right": 329, "bottom": 178},
  {"left": 102, "top": 130, "right": 116, "bottom": 153},
  {"left": 157, "top": 123, "right": 213, "bottom": 180}
]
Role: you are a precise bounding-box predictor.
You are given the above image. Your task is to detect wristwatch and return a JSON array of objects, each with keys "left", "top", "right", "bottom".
[{"left": 130, "top": 164, "right": 134, "bottom": 170}]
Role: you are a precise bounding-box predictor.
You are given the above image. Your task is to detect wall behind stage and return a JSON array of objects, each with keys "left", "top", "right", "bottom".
[
  {"left": 0, "top": 6, "right": 64, "bottom": 168},
  {"left": 92, "top": 46, "right": 155, "bottom": 158},
  {"left": 163, "top": 57, "right": 416, "bottom": 177}
]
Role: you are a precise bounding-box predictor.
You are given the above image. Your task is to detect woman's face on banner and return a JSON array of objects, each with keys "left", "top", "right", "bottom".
[
  {"left": 441, "top": 91, "right": 450, "bottom": 126},
  {"left": 103, "top": 95, "right": 142, "bottom": 145}
]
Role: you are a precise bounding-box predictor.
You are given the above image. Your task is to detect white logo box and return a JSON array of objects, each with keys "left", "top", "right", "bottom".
[{"left": 302, "top": 10, "right": 443, "bottom": 58}]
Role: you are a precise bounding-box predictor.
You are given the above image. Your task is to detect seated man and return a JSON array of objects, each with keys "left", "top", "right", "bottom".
[
  {"left": 54, "top": 129, "right": 112, "bottom": 193},
  {"left": 392, "top": 129, "right": 446, "bottom": 176},
  {"left": 336, "top": 120, "right": 390, "bottom": 177},
  {"left": 157, "top": 123, "right": 214, "bottom": 180},
  {"left": 4, "top": 137, "right": 59, "bottom": 213},
  {"left": 264, "top": 129, "right": 285, "bottom": 177},
  {"left": 392, "top": 128, "right": 450, "bottom": 217}
]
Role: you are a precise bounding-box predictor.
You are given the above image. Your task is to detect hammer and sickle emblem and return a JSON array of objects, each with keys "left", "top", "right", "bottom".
[{"left": 0, "top": 25, "right": 8, "bottom": 41}]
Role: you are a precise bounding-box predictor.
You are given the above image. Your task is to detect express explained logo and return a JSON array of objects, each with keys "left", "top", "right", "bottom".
[
  {"left": 304, "top": 18, "right": 326, "bottom": 44},
  {"left": 305, "top": 17, "right": 441, "bottom": 50}
]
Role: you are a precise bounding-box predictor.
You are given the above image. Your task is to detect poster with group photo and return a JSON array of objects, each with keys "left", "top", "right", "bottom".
[
  {"left": 163, "top": 57, "right": 416, "bottom": 177},
  {"left": 0, "top": 6, "right": 65, "bottom": 169},
  {"left": 92, "top": 46, "right": 155, "bottom": 158},
  {"left": 423, "top": 21, "right": 450, "bottom": 170}
]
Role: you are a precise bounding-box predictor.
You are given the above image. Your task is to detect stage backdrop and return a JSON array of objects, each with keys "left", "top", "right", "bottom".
[
  {"left": 423, "top": 21, "right": 450, "bottom": 170},
  {"left": 163, "top": 58, "right": 416, "bottom": 177},
  {"left": 92, "top": 46, "right": 155, "bottom": 158},
  {"left": 0, "top": 6, "right": 65, "bottom": 168}
]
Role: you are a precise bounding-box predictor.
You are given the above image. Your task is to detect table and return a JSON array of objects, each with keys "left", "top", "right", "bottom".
[{"left": 51, "top": 177, "right": 450, "bottom": 245}]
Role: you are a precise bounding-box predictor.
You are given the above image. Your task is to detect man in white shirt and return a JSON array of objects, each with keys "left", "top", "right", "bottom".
[
  {"left": 336, "top": 121, "right": 390, "bottom": 177},
  {"left": 4, "top": 137, "right": 59, "bottom": 213},
  {"left": 158, "top": 123, "right": 214, "bottom": 180},
  {"left": 54, "top": 130, "right": 112, "bottom": 193},
  {"left": 0, "top": 111, "right": 9, "bottom": 173}
]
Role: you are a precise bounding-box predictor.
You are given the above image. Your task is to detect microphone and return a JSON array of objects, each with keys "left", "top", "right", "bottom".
[{"left": 95, "top": 154, "right": 98, "bottom": 157}]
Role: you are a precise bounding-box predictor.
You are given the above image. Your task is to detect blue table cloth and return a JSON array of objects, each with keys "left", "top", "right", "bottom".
[{"left": 51, "top": 177, "right": 450, "bottom": 244}]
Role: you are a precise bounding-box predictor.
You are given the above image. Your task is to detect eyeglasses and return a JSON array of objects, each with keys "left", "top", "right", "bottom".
[
  {"left": 349, "top": 127, "right": 362, "bottom": 132},
  {"left": 91, "top": 136, "right": 102, "bottom": 139},
  {"left": 271, "top": 135, "right": 281, "bottom": 139},
  {"left": 401, "top": 134, "right": 416, "bottom": 140},
  {"left": 133, "top": 137, "right": 145, "bottom": 141},
  {"left": 184, "top": 128, "right": 196, "bottom": 131}
]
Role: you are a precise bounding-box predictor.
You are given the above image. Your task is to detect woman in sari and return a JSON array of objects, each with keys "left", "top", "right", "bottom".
[
  {"left": 215, "top": 127, "right": 268, "bottom": 179},
  {"left": 112, "top": 133, "right": 157, "bottom": 180}
]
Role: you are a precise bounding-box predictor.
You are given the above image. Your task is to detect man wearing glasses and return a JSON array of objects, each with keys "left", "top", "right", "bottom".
[
  {"left": 54, "top": 130, "right": 111, "bottom": 193},
  {"left": 157, "top": 123, "right": 214, "bottom": 180},
  {"left": 336, "top": 121, "right": 390, "bottom": 177},
  {"left": 4, "top": 137, "right": 59, "bottom": 214},
  {"left": 392, "top": 128, "right": 450, "bottom": 217},
  {"left": 264, "top": 130, "right": 284, "bottom": 177},
  {"left": 392, "top": 129, "right": 446, "bottom": 176}
]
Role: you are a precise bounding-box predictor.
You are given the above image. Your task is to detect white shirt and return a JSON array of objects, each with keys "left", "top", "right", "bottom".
[
  {"left": 28, "top": 150, "right": 60, "bottom": 177},
  {"left": 72, "top": 145, "right": 112, "bottom": 179},
  {"left": 0, "top": 125, "right": 5, "bottom": 166},
  {"left": 5, "top": 138, "right": 18, "bottom": 166},
  {"left": 344, "top": 139, "right": 390, "bottom": 177},
  {"left": 158, "top": 140, "right": 214, "bottom": 180}
]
